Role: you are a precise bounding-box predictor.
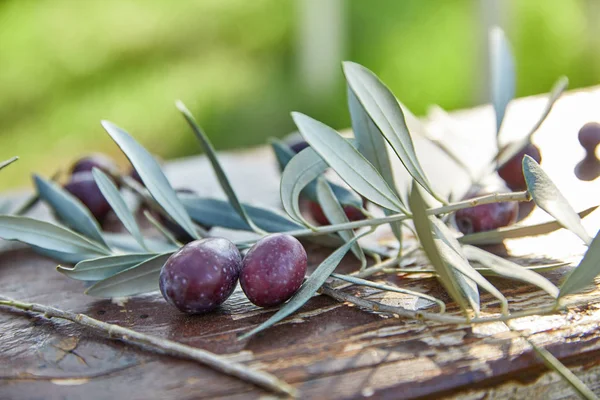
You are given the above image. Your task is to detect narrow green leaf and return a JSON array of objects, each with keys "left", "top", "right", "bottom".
[
  {"left": 459, "top": 206, "right": 598, "bottom": 245},
  {"left": 86, "top": 252, "right": 173, "bottom": 297},
  {"left": 176, "top": 101, "right": 261, "bottom": 233},
  {"left": 316, "top": 178, "right": 366, "bottom": 266},
  {"left": 58, "top": 253, "right": 156, "bottom": 281},
  {"left": 239, "top": 233, "right": 365, "bottom": 340},
  {"left": 292, "top": 112, "right": 405, "bottom": 212},
  {"left": 34, "top": 174, "right": 108, "bottom": 248},
  {"left": 92, "top": 169, "right": 147, "bottom": 250},
  {"left": 31, "top": 246, "right": 110, "bottom": 264},
  {"left": 0, "top": 216, "right": 110, "bottom": 256},
  {"left": 331, "top": 273, "right": 446, "bottom": 312},
  {"left": 496, "top": 77, "right": 568, "bottom": 168},
  {"left": 101, "top": 120, "right": 199, "bottom": 240},
  {"left": 343, "top": 62, "right": 439, "bottom": 200},
  {"left": 559, "top": 231, "right": 600, "bottom": 298},
  {"left": 489, "top": 26, "right": 515, "bottom": 134},
  {"left": 523, "top": 156, "right": 592, "bottom": 244},
  {"left": 180, "top": 196, "right": 303, "bottom": 232},
  {"left": 530, "top": 342, "right": 599, "bottom": 400},
  {"left": 104, "top": 233, "right": 177, "bottom": 253},
  {"left": 270, "top": 138, "right": 362, "bottom": 208},
  {"left": 348, "top": 87, "right": 404, "bottom": 242},
  {"left": 463, "top": 245, "right": 559, "bottom": 298},
  {"left": 0, "top": 156, "right": 18, "bottom": 170},
  {"left": 409, "top": 184, "right": 473, "bottom": 315}
]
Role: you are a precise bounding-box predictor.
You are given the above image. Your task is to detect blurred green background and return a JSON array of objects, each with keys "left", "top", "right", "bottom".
[{"left": 1, "top": 0, "right": 598, "bottom": 189}]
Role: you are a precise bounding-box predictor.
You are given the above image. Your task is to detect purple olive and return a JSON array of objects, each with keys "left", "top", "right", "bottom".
[
  {"left": 578, "top": 122, "right": 600, "bottom": 151},
  {"left": 71, "top": 153, "right": 118, "bottom": 176},
  {"left": 64, "top": 172, "right": 112, "bottom": 222},
  {"left": 159, "top": 238, "right": 242, "bottom": 314},
  {"left": 453, "top": 186, "right": 518, "bottom": 234},
  {"left": 498, "top": 144, "right": 542, "bottom": 191},
  {"left": 240, "top": 234, "right": 307, "bottom": 307}
]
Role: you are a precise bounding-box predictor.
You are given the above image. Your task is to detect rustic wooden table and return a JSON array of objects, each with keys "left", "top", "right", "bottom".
[{"left": 1, "top": 87, "right": 599, "bottom": 399}]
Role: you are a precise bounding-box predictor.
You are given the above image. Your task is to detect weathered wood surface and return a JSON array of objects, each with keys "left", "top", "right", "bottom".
[{"left": 1, "top": 87, "right": 600, "bottom": 399}]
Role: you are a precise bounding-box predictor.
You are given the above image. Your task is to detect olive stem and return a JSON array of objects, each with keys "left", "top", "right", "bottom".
[
  {"left": 0, "top": 295, "right": 298, "bottom": 398},
  {"left": 237, "top": 191, "right": 531, "bottom": 243}
]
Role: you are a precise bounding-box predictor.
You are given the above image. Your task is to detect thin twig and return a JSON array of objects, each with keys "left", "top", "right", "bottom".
[
  {"left": 235, "top": 191, "right": 530, "bottom": 243},
  {"left": 0, "top": 295, "right": 297, "bottom": 398}
]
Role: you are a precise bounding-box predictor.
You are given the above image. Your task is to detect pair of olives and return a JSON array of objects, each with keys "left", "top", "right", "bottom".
[{"left": 159, "top": 234, "right": 308, "bottom": 313}]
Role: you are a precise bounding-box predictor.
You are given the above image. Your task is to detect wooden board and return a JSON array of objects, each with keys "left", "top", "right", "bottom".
[{"left": 1, "top": 87, "right": 600, "bottom": 399}]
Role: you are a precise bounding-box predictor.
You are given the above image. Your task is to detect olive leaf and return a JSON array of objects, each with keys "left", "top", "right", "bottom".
[
  {"left": 463, "top": 245, "right": 559, "bottom": 298},
  {"left": 291, "top": 112, "right": 406, "bottom": 213},
  {"left": 103, "top": 233, "right": 178, "bottom": 253},
  {"left": 409, "top": 184, "right": 475, "bottom": 315},
  {"left": 523, "top": 155, "right": 593, "bottom": 245},
  {"left": 489, "top": 26, "right": 515, "bottom": 135},
  {"left": 270, "top": 138, "right": 362, "bottom": 208},
  {"left": 316, "top": 178, "right": 366, "bottom": 267},
  {"left": 86, "top": 252, "right": 173, "bottom": 297},
  {"left": 496, "top": 77, "right": 568, "bottom": 168},
  {"left": 348, "top": 87, "right": 404, "bottom": 242},
  {"left": 239, "top": 232, "right": 366, "bottom": 340},
  {"left": 176, "top": 101, "right": 262, "bottom": 234},
  {"left": 31, "top": 246, "right": 111, "bottom": 264},
  {"left": 331, "top": 273, "right": 446, "bottom": 312},
  {"left": 559, "top": 231, "right": 600, "bottom": 298},
  {"left": 179, "top": 195, "right": 303, "bottom": 233},
  {"left": 0, "top": 156, "right": 18, "bottom": 170},
  {"left": 34, "top": 174, "right": 109, "bottom": 248},
  {"left": 343, "top": 62, "right": 442, "bottom": 202},
  {"left": 432, "top": 217, "right": 511, "bottom": 315},
  {"left": 101, "top": 120, "right": 200, "bottom": 240},
  {"left": 58, "top": 253, "right": 156, "bottom": 281},
  {"left": 92, "top": 169, "right": 147, "bottom": 251},
  {"left": 0, "top": 216, "right": 110, "bottom": 256},
  {"left": 459, "top": 206, "right": 598, "bottom": 245}
]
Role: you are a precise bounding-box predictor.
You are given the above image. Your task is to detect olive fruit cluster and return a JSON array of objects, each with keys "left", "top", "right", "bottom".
[{"left": 159, "top": 234, "right": 307, "bottom": 313}]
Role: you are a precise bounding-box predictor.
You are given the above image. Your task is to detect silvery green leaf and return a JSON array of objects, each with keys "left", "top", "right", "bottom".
[
  {"left": 292, "top": 112, "right": 405, "bottom": 212},
  {"left": 489, "top": 26, "right": 515, "bottom": 134},
  {"left": 30, "top": 246, "right": 108, "bottom": 264},
  {"left": 86, "top": 252, "right": 172, "bottom": 297},
  {"left": 463, "top": 245, "right": 559, "bottom": 298},
  {"left": 176, "top": 101, "right": 261, "bottom": 233},
  {"left": 316, "top": 178, "right": 366, "bottom": 266},
  {"left": 530, "top": 343, "right": 599, "bottom": 400},
  {"left": 0, "top": 216, "right": 110, "bottom": 256},
  {"left": 523, "top": 155, "right": 592, "bottom": 245},
  {"left": 58, "top": 253, "right": 156, "bottom": 281},
  {"left": 435, "top": 238, "right": 508, "bottom": 315},
  {"left": 331, "top": 273, "right": 445, "bottom": 312},
  {"left": 409, "top": 184, "right": 474, "bottom": 314},
  {"left": 180, "top": 196, "right": 303, "bottom": 232},
  {"left": 272, "top": 139, "right": 362, "bottom": 211},
  {"left": 459, "top": 206, "right": 598, "bottom": 245},
  {"left": 92, "top": 169, "right": 147, "bottom": 250},
  {"left": 101, "top": 120, "right": 199, "bottom": 240},
  {"left": 239, "top": 233, "right": 364, "bottom": 340},
  {"left": 559, "top": 231, "right": 600, "bottom": 298},
  {"left": 104, "top": 233, "right": 177, "bottom": 253},
  {"left": 496, "top": 77, "right": 568, "bottom": 168},
  {"left": 0, "top": 156, "right": 18, "bottom": 170},
  {"left": 343, "top": 62, "right": 439, "bottom": 201},
  {"left": 348, "top": 87, "right": 404, "bottom": 242},
  {"left": 34, "top": 174, "right": 108, "bottom": 248},
  {"left": 270, "top": 138, "right": 296, "bottom": 172}
]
